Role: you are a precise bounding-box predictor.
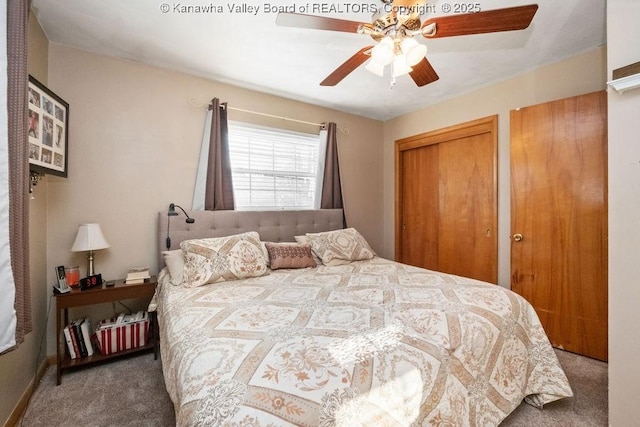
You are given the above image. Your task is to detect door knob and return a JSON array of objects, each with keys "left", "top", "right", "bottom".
[{"left": 513, "top": 233, "right": 523, "bottom": 242}]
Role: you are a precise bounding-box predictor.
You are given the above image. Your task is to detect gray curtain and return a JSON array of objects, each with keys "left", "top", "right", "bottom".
[
  {"left": 204, "top": 98, "right": 235, "bottom": 210},
  {"left": 6, "top": 0, "right": 32, "bottom": 349},
  {"left": 320, "top": 122, "right": 344, "bottom": 210}
]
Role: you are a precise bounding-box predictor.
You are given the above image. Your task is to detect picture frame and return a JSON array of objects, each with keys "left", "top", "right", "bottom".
[{"left": 28, "top": 75, "right": 69, "bottom": 177}]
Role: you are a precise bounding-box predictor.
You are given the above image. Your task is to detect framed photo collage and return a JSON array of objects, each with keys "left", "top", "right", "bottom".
[{"left": 28, "top": 75, "right": 69, "bottom": 177}]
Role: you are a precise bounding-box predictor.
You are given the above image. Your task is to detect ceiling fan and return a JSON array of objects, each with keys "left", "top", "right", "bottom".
[{"left": 276, "top": 0, "right": 538, "bottom": 87}]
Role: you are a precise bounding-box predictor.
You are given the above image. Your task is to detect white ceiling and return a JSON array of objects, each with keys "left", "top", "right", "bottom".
[{"left": 31, "top": 0, "right": 605, "bottom": 121}]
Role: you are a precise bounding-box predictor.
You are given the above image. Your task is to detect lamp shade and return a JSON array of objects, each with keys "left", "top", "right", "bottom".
[
  {"left": 392, "top": 54, "right": 413, "bottom": 77},
  {"left": 365, "top": 59, "right": 385, "bottom": 77},
  {"left": 71, "top": 223, "right": 111, "bottom": 252},
  {"left": 401, "top": 37, "right": 427, "bottom": 67},
  {"left": 371, "top": 36, "right": 394, "bottom": 65}
]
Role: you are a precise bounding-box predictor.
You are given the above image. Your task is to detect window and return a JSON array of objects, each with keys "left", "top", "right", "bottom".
[{"left": 228, "top": 122, "right": 323, "bottom": 210}]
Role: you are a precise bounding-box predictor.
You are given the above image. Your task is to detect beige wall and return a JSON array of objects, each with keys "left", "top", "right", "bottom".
[
  {"left": 0, "top": 12, "right": 49, "bottom": 426},
  {"left": 607, "top": 1, "right": 640, "bottom": 424},
  {"left": 42, "top": 44, "right": 384, "bottom": 354},
  {"left": 381, "top": 47, "right": 607, "bottom": 287}
]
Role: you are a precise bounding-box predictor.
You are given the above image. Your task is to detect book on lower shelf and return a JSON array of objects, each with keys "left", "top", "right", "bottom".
[
  {"left": 64, "top": 318, "right": 94, "bottom": 358},
  {"left": 71, "top": 320, "right": 87, "bottom": 357},
  {"left": 63, "top": 325, "right": 77, "bottom": 359},
  {"left": 125, "top": 266, "right": 150, "bottom": 284},
  {"left": 79, "top": 318, "right": 94, "bottom": 356}
]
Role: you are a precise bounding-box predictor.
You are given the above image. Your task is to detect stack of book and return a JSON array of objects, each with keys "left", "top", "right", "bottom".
[
  {"left": 125, "top": 267, "right": 150, "bottom": 284},
  {"left": 63, "top": 318, "right": 94, "bottom": 359}
]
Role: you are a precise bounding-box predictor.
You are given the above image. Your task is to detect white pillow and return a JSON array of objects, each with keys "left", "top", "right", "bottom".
[
  {"left": 261, "top": 241, "right": 270, "bottom": 267},
  {"left": 180, "top": 231, "right": 268, "bottom": 287},
  {"left": 294, "top": 235, "right": 323, "bottom": 265},
  {"left": 304, "top": 228, "right": 375, "bottom": 266},
  {"left": 161, "top": 250, "right": 185, "bottom": 286}
]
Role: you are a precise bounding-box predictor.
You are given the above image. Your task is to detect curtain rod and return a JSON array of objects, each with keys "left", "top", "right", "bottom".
[
  {"left": 226, "top": 106, "right": 326, "bottom": 129},
  {"left": 188, "top": 98, "right": 325, "bottom": 129}
]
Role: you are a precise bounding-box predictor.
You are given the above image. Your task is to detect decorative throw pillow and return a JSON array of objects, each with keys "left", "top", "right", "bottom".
[
  {"left": 162, "top": 249, "right": 185, "bottom": 286},
  {"left": 305, "top": 228, "right": 375, "bottom": 265},
  {"left": 261, "top": 241, "right": 270, "bottom": 267},
  {"left": 180, "top": 231, "right": 268, "bottom": 287},
  {"left": 294, "top": 235, "right": 323, "bottom": 265},
  {"left": 265, "top": 242, "right": 317, "bottom": 270}
]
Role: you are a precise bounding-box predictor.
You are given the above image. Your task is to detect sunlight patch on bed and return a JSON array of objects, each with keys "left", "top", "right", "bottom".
[
  {"left": 327, "top": 367, "right": 424, "bottom": 426},
  {"left": 327, "top": 324, "right": 403, "bottom": 365}
]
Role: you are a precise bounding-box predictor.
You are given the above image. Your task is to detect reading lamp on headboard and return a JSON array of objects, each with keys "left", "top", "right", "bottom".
[{"left": 166, "top": 203, "right": 195, "bottom": 250}]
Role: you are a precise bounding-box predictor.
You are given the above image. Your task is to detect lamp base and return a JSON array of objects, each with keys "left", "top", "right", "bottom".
[{"left": 87, "top": 250, "right": 96, "bottom": 277}]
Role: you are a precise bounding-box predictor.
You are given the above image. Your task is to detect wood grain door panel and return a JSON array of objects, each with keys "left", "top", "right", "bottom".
[
  {"left": 396, "top": 116, "right": 498, "bottom": 284},
  {"left": 438, "top": 133, "right": 497, "bottom": 282},
  {"left": 400, "top": 144, "right": 439, "bottom": 269},
  {"left": 510, "top": 91, "right": 608, "bottom": 361}
]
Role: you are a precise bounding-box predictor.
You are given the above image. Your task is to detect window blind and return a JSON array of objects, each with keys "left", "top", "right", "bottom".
[{"left": 228, "top": 122, "right": 320, "bottom": 210}]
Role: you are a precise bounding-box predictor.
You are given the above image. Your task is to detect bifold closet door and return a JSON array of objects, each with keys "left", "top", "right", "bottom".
[
  {"left": 510, "top": 91, "right": 608, "bottom": 361},
  {"left": 396, "top": 116, "right": 498, "bottom": 284}
]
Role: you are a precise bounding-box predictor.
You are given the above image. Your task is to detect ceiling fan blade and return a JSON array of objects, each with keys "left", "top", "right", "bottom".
[
  {"left": 409, "top": 57, "right": 440, "bottom": 87},
  {"left": 422, "top": 4, "right": 539, "bottom": 38},
  {"left": 320, "top": 46, "right": 373, "bottom": 86},
  {"left": 276, "top": 12, "right": 366, "bottom": 33}
]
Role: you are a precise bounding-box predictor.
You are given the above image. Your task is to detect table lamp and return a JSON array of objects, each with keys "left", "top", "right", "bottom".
[{"left": 71, "top": 223, "right": 111, "bottom": 276}]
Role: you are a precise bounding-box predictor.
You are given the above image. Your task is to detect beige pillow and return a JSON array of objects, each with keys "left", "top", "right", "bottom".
[
  {"left": 180, "top": 231, "right": 268, "bottom": 287},
  {"left": 294, "top": 235, "right": 323, "bottom": 265},
  {"left": 265, "top": 242, "right": 317, "bottom": 270},
  {"left": 305, "top": 228, "right": 375, "bottom": 265},
  {"left": 161, "top": 249, "right": 185, "bottom": 286},
  {"left": 260, "top": 241, "right": 270, "bottom": 267}
]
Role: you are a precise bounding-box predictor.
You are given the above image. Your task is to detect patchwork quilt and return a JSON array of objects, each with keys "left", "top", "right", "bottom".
[{"left": 156, "top": 257, "right": 572, "bottom": 426}]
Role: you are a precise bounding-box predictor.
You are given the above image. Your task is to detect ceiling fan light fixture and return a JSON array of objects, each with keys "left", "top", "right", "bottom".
[
  {"left": 278, "top": 4, "right": 539, "bottom": 88},
  {"left": 401, "top": 37, "right": 427, "bottom": 66},
  {"left": 365, "top": 59, "right": 385, "bottom": 77},
  {"left": 392, "top": 54, "right": 413, "bottom": 77},
  {"left": 371, "top": 36, "right": 394, "bottom": 65}
]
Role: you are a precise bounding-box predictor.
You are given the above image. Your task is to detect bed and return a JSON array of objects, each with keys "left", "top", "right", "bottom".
[{"left": 155, "top": 209, "right": 572, "bottom": 426}]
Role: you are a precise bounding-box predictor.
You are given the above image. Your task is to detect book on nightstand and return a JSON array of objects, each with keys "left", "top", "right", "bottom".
[
  {"left": 73, "top": 319, "right": 88, "bottom": 357},
  {"left": 125, "top": 267, "right": 150, "bottom": 284},
  {"left": 64, "top": 318, "right": 94, "bottom": 358},
  {"left": 79, "top": 318, "right": 94, "bottom": 356},
  {"left": 63, "top": 325, "right": 77, "bottom": 359}
]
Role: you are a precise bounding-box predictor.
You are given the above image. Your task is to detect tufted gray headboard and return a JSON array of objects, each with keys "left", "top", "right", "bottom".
[{"left": 158, "top": 209, "right": 344, "bottom": 266}]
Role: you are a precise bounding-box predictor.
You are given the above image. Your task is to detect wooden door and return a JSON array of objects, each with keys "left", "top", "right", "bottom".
[
  {"left": 510, "top": 91, "right": 608, "bottom": 361},
  {"left": 396, "top": 116, "right": 498, "bottom": 283}
]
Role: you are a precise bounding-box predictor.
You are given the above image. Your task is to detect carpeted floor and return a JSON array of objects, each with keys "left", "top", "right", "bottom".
[
  {"left": 501, "top": 349, "right": 608, "bottom": 426},
  {"left": 20, "top": 353, "right": 175, "bottom": 427},
  {"left": 19, "top": 348, "right": 607, "bottom": 426}
]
